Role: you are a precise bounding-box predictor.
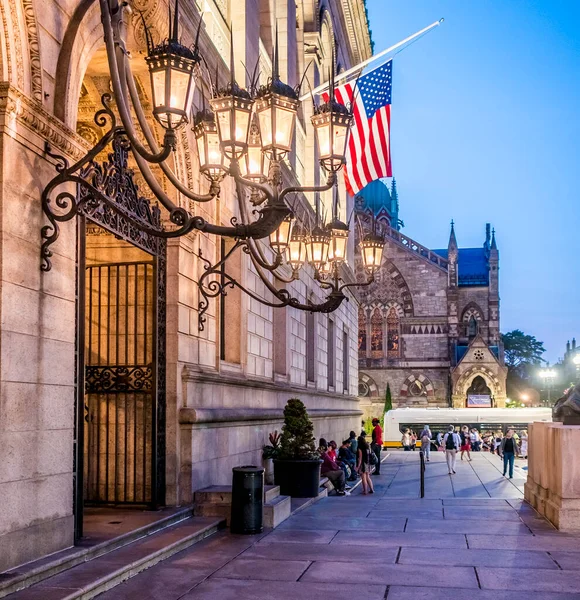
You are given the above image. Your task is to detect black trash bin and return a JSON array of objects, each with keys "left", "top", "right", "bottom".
[{"left": 230, "top": 465, "right": 264, "bottom": 534}]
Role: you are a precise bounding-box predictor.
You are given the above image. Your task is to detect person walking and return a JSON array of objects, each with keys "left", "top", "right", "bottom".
[
  {"left": 419, "top": 425, "right": 432, "bottom": 462},
  {"left": 410, "top": 431, "right": 418, "bottom": 451},
  {"left": 356, "top": 432, "right": 374, "bottom": 495},
  {"left": 494, "top": 431, "right": 503, "bottom": 457},
  {"left": 401, "top": 428, "right": 412, "bottom": 451},
  {"left": 501, "top": 429, "right": 517, "bottom": 479},
  {"left": 443, "top": 425, "right": 461, "bottom": 474},
  {"left": 371, "top": 418, "right": 383, "bottom": 475},
  {"left": 460, "top": 426, "right": 472, "bottom": 461}
]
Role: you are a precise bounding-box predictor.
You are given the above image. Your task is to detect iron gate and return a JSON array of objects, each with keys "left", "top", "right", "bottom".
[{"left": 84, "top": 261, "right": 156, "bottom": 505}]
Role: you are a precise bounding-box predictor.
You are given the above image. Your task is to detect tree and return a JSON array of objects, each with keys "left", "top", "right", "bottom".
[
  {"left": 502, "top": 330, "right": 545, "bottom": 371},
  {"left": 278, "top": 399, "right": 318, "bottom": 460},
  {"left": 384, "top": 383, "right": 393, "bottom": 415},
  {"left": 501, "top": 330, "right": 545, "bottom": 400}
]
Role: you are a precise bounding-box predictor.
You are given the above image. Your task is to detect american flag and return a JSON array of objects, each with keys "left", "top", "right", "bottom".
[{"left": 324, "top": 60, "right": 393, "bottom": 196}]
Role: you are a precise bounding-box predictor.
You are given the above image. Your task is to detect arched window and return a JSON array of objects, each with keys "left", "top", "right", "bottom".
[
  {"left": 370, "top": 308, "right": 383, "bottom": 358},
  {"left": 387, "top": 307, "right": 400, "bottom": 358},
  {"left": 358, "top": 308, "right": 367, "bottom": 354},
  {"left": 468, "top": 315, "right": 478, "bottom": 338}
]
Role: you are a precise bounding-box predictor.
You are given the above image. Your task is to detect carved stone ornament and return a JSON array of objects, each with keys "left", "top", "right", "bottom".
[{"left": 553, "top": 384, "right": 580, "bottom": 425}]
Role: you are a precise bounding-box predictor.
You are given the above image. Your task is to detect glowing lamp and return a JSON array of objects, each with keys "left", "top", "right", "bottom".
[
  {"left": 269, "top": 213, "right": 295, "bottom": 255},
  {"left": 255, "top": 79, "right": 299, "bottom": 159},
  {"left": 286, "top": 230, "right": 308, "bottom": 271},
  {"left": 327, "top": 219, "right": 349, "bottom": 263},
  {"left": 210, "top": 84, "right": 254, "bottom": 160},
  {"left": 240, "top": 117, "right": 270, "bottom": 181},
  {"left": 193, "top": 110, "right": 228, "bottom": 183},
  {"left": 308, "top": 226, "right": 331, "bottom": 271},
  {"left": 311, "top": 100, "right": 352, "bottom": 172},
  {"left": 360, "top": 233, "right": 384, "bottom": 274},
  {"left": 145, "top": 42, "right": 198, "bottom": 130}
]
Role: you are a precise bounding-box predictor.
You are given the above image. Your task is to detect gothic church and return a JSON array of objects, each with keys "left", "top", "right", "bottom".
[{"left": 355, "top": 180, "right": 508, "bottom": 413}]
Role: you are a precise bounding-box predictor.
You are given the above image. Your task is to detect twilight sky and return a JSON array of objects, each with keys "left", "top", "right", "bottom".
[{"left": 365, "top": 0, "right": 580, "bottom": 363}]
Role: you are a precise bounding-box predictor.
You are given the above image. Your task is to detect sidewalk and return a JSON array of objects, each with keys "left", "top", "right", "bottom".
[{"left": 91, "top": 452, "right": 580, "bottom": 599}]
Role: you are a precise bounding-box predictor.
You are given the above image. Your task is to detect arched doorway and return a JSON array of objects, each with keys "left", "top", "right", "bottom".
[{"left": 466, "top": 375, "right": 493, "bottom": 408}]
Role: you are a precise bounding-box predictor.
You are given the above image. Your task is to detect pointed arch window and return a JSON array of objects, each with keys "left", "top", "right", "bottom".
[
  {"left": 387, "top": 307, "right": 400, "bottom": 358},
  {"left": 467, "top": 315, "right": 478, "bottom": 338},
  {"left": 370, "top": 308, "right": 383, "bottom": 358},
  {"left": 358, "top": 307, "right": 367, "bottom": 354}
]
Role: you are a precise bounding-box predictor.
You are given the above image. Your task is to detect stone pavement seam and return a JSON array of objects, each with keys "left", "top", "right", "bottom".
[
  {"left": 296, "top": 561, "right": 315, "bottom": 582},
  {"left": 547, "top": 552, "right": 563, "bottom": 570},
  {"left": 474, "top": 567, "right": 482, "bottom": 589},
  {"left": 395, "top": 547, "right": 402, "bottom": 564},
  {"left": 465, "top": 534, "right": 469, "bottom": 549}
]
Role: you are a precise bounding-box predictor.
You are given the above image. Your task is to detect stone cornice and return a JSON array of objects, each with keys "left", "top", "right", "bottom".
[
  {"left": 341, "top": 0, "right": 373, "bottom": 65},
  {"left": 179, "top": 407, "right": 363, "bottom": 425},
  {"left": 0, "top": 83, "right": 88, "bottom": 160}
]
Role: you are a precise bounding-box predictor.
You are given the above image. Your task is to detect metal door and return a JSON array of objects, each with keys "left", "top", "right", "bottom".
[{"left": 83, "top": 261, "right": 156, "bottom": 505}]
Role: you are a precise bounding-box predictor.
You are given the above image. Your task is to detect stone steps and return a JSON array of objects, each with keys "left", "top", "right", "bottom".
[{"left": 2, "top": 516, "right": 224, "bottom": 600}]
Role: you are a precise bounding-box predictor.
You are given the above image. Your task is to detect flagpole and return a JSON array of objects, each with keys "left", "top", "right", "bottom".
[{"left": 299, "top": 18, "right": 444, "bottom": 101}]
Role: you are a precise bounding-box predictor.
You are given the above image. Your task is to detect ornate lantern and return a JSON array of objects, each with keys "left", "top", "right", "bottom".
[
  {"left": 308, "top": 225, "right": 331, "bottom": 271},
  {"left": 269, "top": 213, "right": 295, "bottom": 255},
  {"left": 240, "top": 116, "right": 270, "bottom": 181},
  {"left": 327, "top": 219, "right": 349, "bottom": 263},
  {"left": 144, "top": 4, "right": 199, "bottom": 130},
  {"left": 210, "top": 84, "right": 254, "bottom": 160},
  {"left": 360, "top": 233, "right": 384, "bottom": 274},
  {"left": 286, "top": 229, "right": 308, "bottom": 271},
  {"left": 193, "top": 109, "right": 228, "bottom": 183},
  {"left": 255, "top": 79, "right": 299, "bottom": 160},
  {"left": 311, "top": 99, "right": 352, "bottom": 172}
]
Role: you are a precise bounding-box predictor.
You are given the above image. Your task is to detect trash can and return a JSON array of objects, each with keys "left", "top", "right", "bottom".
[{"left": 230, "top": 465, "right": 264, "bottom": 534}]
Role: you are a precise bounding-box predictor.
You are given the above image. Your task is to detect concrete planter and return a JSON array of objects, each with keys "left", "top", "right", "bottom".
[
  {"left": 263, "top": 458, "right": 275, "bottom": 485},
  {"left": 273, "top": 459, "right": 322, "bottom": 498}
]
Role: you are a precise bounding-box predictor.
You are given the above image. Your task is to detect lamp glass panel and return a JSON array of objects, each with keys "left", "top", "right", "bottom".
[
  {"left": 330, "top": 234, "right": 348, "bottom": 262},
  {"left": 244, "top": 145, "right": 263, "bottom": 178},
  {"left": 235, "top": 107, "right": 250, "bottom": 143},
  {"left": 196, "top": 133, "right": 206, "bottom": 167},
  {"left": 316, "top": 121, "right": 331, "bottom": 159},
  {"left": 169, "top": 69, "right": 190, "bottom": 111},
  {"left": 334, "top": 122, "right": 348, "bottom": 158},
  {"left": 258, "top": 107, "right": 273, "bottom": 147},
  {"left": 207, "top": 131, "right": 222, "bottom": 167},
  {"left": 287, "top": 238, "right": 306, "bottom": 269},
  {"left": 216, "top": 109, "right": 232, "bottom": 143},
  {"left": 275, "top": 105, "right": 296, "bottom": 149},
  {"left": 151, "top": 69, "right": 166, "bottom": 109}
]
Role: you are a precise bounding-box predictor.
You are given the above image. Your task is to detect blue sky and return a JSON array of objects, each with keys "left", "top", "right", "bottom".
[{"left": 366, "top": 0, "right": 580, "bottom": 363}]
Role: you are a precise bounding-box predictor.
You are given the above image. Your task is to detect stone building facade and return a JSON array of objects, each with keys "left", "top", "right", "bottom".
[
  {"left": 356, "top": 181, "right": 507, "bottom": 417},
  {"left": 0, "top": 0, "right": 372, "bottom": 572}
]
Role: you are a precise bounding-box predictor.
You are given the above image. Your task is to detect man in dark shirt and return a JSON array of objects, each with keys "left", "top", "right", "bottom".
[
  {"left": 338, "top": 439, "right": 357, "bottom": 481},
  {"left": 500, "top": 429, "right": 517, "bottom": 479},
  {"left": 371, "top": 418, "right": 383, "bottom": 475}
]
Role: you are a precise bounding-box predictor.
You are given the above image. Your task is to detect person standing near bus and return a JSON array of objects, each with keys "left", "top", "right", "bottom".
[
  {"left": 460, "top": 426, "right": 472, "bottom": 461},
  {"left": 501, "top": 429, "right": 517, "bottom": 478},
  {"left": 443, "top": 425, "right": 461, "bottom": 474},
  {"left": 371, "top": 418, "right": 383, "bottom": 475},
  {"left": 419, "top": 425, "right": 432, "bottom": 462}
]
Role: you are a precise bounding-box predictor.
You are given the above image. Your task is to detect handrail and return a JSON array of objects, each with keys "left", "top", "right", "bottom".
[{"left": 383, "top": 225, "right": 449, "bottom": 270}]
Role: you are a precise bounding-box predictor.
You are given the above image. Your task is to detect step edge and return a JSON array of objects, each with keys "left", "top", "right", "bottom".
[
  {"left": 20, "top": 520, "right": 224, "bottom": 600},
  {"left": 0, "top": 509, "right": 194, "bottom": 598}
]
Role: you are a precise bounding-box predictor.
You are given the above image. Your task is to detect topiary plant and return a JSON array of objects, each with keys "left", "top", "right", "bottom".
[{"left": 278, "top": 398, "right": 318, "bottom": 460}]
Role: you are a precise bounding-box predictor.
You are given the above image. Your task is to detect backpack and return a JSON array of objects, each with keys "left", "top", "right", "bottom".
[
  {"left": 445, "top": 433, "right": 456, "bottom": 450},
  {"left": 421, "top": 434, "right": 430, "bottom": 444}
]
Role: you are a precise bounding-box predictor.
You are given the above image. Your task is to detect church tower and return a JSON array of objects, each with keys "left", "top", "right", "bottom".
[
  {"left": 488, "top": 227, "right": 500, "bottom": 344},
  {"left": 447, "top": 221, "right": 459, "bottom": 366}
]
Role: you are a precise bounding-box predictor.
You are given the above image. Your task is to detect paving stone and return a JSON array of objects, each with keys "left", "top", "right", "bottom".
[
  {"left": 367, "top": 508, "right": 443, "bottom": 519},
  {"left": 241, "top": 542, "right": 399, "bottom": 563},
  {"left": 301, "top": 562, "right": 479, "bottom": 588},
  {"left": 443, "top": 508, "right": 523, "bottom": 521},
  {"left": 180, "top": 579, "right": 387, "bottom": 600},
  {"left": 468, "top": 534, "right": 580, "bottom": 552},
  {"left": 374, "top": 499, "right": 443, "bottom": 508},
  {"left": 406, "top": 518, "right": 531, "bottom": 535},
  {"left": 548, "top": 552, "right": 580, "bottom": 570},
  {"left": 6, "top": 587, "right": 82, "bottom": 600},
  {"left": 331, "top": 530, "right": 468, "bottom": 548},
  {"left": 210, "top": 558, "right": 311, "bottom": 581},
  {"left": 258, "top": 529, "right": 338, "bottom": 544},
  {"left": 387, "top": 586, "right": 580, "bottom": 600},
  {"left": 442, "top": 499, "right": 510, "bottom": 507},
  {"left": 398, "top": 547, "right": 557, "bottom": 569},
  {"left": 277, "top": 516, "right": 406, "bottom": 531},
  {"left": 478, "top": 567, "right": 580, "bottom": 593}
]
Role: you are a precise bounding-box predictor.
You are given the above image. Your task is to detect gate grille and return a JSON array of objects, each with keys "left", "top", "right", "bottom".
[{"left": 84, "top": 261, "right": 155, "bottom": 504}]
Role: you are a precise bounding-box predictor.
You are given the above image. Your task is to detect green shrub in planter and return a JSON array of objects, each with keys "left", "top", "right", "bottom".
[{"left": 274, "top": 399, "right": 321, "bottom": 497}]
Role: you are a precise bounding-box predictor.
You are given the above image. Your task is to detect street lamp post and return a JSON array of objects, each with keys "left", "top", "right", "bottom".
[{"left": 539, "top": 368, "right": 557, "bottom": 405}]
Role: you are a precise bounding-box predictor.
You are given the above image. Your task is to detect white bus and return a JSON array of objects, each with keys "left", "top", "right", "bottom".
[{"left": 383, "top": 407, "right": 552, "bottom": 448}]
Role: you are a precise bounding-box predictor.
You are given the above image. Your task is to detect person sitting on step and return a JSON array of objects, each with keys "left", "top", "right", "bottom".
[
  {"left": 338, "top": 439, "right": 358, "bottom": 481},
  {"left": 319, "top": 439, "right": 347, "bottom": 496}
]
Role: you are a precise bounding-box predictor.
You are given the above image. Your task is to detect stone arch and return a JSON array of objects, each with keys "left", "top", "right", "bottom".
[
  {"left": 0, "top": 0, "right": 42, "bottom": 101},
  {"left": 461, "top": 302, "right": 484, "bottom": 323},
  {"left": 383, "top": 262, "right": 414, "bottom": 317},
  {"left": 400, "top": 374, "right": 435, "bottom": 399},
  {"left": 319, "top": 4, "right": 336, "bottom": 80},
  {"left": 456, "top": 367, "right": 500, "bottom": 398},
  {"left": 358, "top": 373, "right": 378, "bottom": 398}
]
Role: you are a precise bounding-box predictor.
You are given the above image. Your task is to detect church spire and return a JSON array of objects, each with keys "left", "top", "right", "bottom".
[
  {"left": 448, "top": 219, "right": 458, "bottom": 253},
  {"left": 390, "top": 178, "right": 399, "bottom": 212},
  {"left": 490, "top": 228, "right": 498, "bottom": 250}
]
